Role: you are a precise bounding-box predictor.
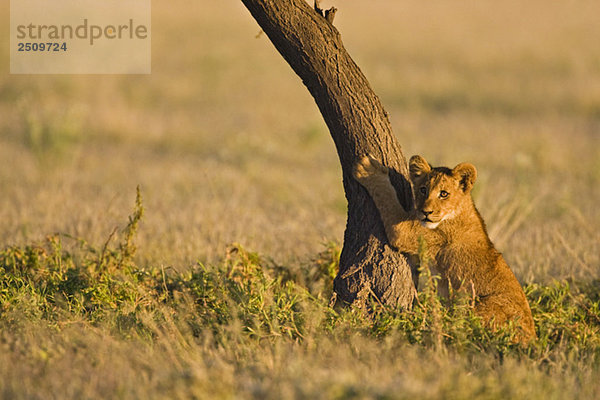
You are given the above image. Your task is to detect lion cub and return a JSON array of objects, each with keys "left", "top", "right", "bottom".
[{"left": 353, "top": 155, "right": 536, "bottom": 342}]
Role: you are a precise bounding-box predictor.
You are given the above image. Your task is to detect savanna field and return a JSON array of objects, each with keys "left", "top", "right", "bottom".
[{"left": 1, "top": 0, "right": 600, "bottom": 398}]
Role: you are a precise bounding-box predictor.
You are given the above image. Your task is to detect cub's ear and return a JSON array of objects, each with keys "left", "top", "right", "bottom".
[
  {"left": 409, "top": 155, "right": 431, "bottom": 181},
  {"left": 452, "top": 162, "right": 477, "bottom": 192}
]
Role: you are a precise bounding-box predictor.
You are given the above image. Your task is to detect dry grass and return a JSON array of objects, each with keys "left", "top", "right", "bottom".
[{"left": 1, "top": 0, "right": 600, "bottom": 398}]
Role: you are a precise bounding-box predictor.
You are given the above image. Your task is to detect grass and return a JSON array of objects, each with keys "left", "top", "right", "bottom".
[
  {"left": 0, "top": 195, "right": 599, "bottom": 398},
  {"left": 1, "top": 0, "right": 600, "bottom": 398}
]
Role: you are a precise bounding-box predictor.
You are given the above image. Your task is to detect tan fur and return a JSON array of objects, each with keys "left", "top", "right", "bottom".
[{"left": 353, "top": 155, "right": 536, "bottom": 343}]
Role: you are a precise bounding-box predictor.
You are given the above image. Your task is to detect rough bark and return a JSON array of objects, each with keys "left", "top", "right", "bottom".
[{"left": 241, "top": 0, "right": 417, "bottom": 309}]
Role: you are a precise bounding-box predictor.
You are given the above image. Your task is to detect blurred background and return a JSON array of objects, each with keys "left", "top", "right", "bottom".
[{"left": 1, "top": 0, "right": 598, "bottom": 281}]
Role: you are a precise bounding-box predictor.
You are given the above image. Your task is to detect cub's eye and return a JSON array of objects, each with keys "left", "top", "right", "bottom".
[
  {"left": 439, "top": 190, "right": 449, "bottom": 199},
  {"left": 419, "top": 187, "right": 427, "bottom": 195}
]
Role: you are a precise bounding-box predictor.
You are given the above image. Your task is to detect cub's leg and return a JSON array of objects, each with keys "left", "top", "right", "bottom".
[
  {"left": 353, "top": 156, "right": 423, "bottom": 254},
  {"left": 475, "top": 294, "right": 536, "bottom": 343}
]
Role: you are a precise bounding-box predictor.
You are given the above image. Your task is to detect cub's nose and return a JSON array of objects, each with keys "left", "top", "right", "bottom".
[{"left": 422, "top": 210, "right": 433, "bottom": 217}]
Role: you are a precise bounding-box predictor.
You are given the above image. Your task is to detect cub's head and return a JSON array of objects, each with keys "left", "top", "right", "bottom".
[{"left": 409, "top": 155, "right": 477, "bottom": 229}]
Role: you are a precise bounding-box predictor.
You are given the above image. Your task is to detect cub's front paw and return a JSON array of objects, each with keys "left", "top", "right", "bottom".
[{"left": 353, "top": 155, "right": 389, "bottom": 182}]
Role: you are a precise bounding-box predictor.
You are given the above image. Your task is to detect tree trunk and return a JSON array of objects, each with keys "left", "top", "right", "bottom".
[{"left": 240, "top": 0, "right": 417, "bottom": 309}]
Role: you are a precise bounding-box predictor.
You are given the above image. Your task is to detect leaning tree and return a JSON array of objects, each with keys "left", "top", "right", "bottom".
[{"left": 241, "top": 0, "right": 417, "bottom": 309}]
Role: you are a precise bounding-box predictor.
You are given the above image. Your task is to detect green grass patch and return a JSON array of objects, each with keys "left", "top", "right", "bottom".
[{"left": 1, "top": 190, "right": 599, "bottom": 366}]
